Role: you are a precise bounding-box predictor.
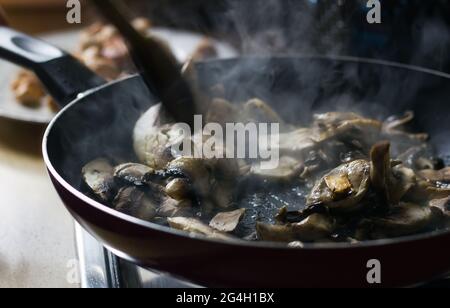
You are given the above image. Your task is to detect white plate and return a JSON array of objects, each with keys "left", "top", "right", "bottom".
[{"left": 0, "top": 28, "right": 237, "bottom": 124}]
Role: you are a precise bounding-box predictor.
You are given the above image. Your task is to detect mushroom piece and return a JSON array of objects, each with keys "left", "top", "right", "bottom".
[
  {"left": 256, "top": 214, "right": 336, "bottom": 243},
  {"left": 406, "top": 179, "right": 450, "bottom": 203},
  {"left": 368, "top": 203, "right": 434, "bottom": 239},
  {"left": 429, "top": 197, "right": 450, "bottom": 219},
  {"left": 370, "top": 141, "right": 416, "bottom": 204},
  {"left": 156, "top": 197, "right": 192, "bottom": 218},
  {"left": 314, "top": 112, "right": 375, "bottom": 127},
  {"left": 167, "top": 157, "right": 238, "bottom": 209},
  {"left": 166, "top": 157, "right": 211, "bottom": 197},
  {"left": 205, "top": 98, "right": 239, "bottom": 128},
  {"left": 114, "top": 163, "right": 154, "bottom": 186},
  {"left": 242, "top": 98, "right": 284, "bottom": 124},
  {"left": 209, "top": 209, "right": 246, "bottom": 233},
  {"left": 133, "top": 104, "right": 183, "bottom": 169},
  {"left": 419, "top": 168, "right": 450, "bottom": 184},
  {"left": 167, "top": 217, "right": 232, "bottom": 240},
  {"left": 165, "top": 178, "right": 192, "bottom": 201},
  {"left": 113, "top": 187, "right": 157, "bottom": 221},
  {"left": 382, "top": 111, "right": 429, "bottom": 142},
  {"left": 82, "top": 158, "right": 117, "bottom": 202},
  {"left": 250, "top": 156, "right": 304, "bottom": 182},
  {"left": 307, "top": 160, "right": 371, "bottom": 213},
  {"left": 313, "top": 112, "right": 382, "bottom": 143},
  {"left": 274, "top": 128, "right": 319, "bottom": 160}
]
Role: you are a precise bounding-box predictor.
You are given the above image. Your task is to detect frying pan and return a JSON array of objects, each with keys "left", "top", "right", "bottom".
[{"left": 2, "top": 26, "right": 450, "bottom": 288}]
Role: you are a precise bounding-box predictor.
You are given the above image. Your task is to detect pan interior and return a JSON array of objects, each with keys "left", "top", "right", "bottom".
[{"left": 46, "top": 57, "right": 450, "bottom": 245}]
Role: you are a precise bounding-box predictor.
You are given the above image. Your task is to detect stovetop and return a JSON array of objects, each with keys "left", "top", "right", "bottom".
[
  {"left": 74, "top": 224, "right": 199, "bottom": 288},
  {"left": 74, "top": 224, "right": 450, "bottom": 288}
]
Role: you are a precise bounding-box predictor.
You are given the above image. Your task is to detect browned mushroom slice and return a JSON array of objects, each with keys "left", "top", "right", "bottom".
[
  {"left": 383, "top": 111, "right": 415, "bottom": 132},
  {"left": 382, "top": 111, "right": 429, "bottom": 142},
  {"left": 242, "top": 98, "right": 284, "bottom": 124},
  {"left": 167, "top": 157, "right": 238, "bottom": 210},
  {"left": 165, "top": 178, "right": 192, "bottom": 201},
  {"left": 82, "top": 158, "right": 117, "bottom": 202},
  {"left": 419, "top": 168, "right": 450, "bottom": 184},
  {"left": 133, "top": 104, "right": 181, "bottom": 169},
  {"left": 370, "top": 142, "right": 416, "bottom": 204},
  {"left": 275, "top": 128, "right": 318, "bottom": 158},
  {"left": 429, "top": 197, "right": 450, "bottom": 219},
  {"left": 167, "top": 157, "right": 211, "bottom": 196},
  {"left": 113, "top": 187, "right": 157, "bottom": 221},
  {"left": 157, "top": 197, "right": 192, "bottom": 218},
  {"left": 369, "top": 203, "right": 434, "bottom": 239},
  {"left": 167, "top": 217, "right": 232, "bottom": 240},
  {"left": 209, "top": 209, "right": 246, "bottom": 233},
  {"left": 114, "top": 163, "right": 154, "bottom": 186},
  {"left": 250, "top": 156, "right": 304, "bottom": 182},
  {"left": 406, "top": 179, "right": 450, "bottom": 203},
  {"left": 256, "top": 214, "right": 335, "bottom": 243},
  {"left": 390, "top": 165, "right": 417, "bottom": 203},
  {"left": 314, "top": 112, "right": 382, "bottom": 140},
  {"left": 307, "top": 160, "right": 371, "bottom": 212},
  {"left": 313, "top": 112, "right": 367, "bottom": 128},
  {"left": 205, "top": 98, "right": 239, "bottom": 127}
]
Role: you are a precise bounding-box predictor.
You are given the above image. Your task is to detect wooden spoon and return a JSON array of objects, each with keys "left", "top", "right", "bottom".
[{"left": 91, "top": 0, "right": 198, "bottom": 128}]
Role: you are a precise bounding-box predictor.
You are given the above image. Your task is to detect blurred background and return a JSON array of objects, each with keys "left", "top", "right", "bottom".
[{"left": 1, "top": 0, "right": 449, "bottom": 72}]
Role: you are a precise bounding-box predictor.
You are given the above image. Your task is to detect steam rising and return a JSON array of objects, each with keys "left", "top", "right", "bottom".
[
  {"left": 224, "top": 0, "right": 348, "bottom": 55},
  {"left": 48, "top": 1, "right": 450, "bottom": 191}
]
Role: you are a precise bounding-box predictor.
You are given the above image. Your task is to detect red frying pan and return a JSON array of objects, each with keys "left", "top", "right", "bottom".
[{"left": 1, "top": 26, "right": 450, "bottom": 287}]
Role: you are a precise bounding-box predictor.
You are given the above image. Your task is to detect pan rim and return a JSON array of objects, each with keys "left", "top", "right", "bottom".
[{"left": 42, "top": 55, "right": 450, "bottom": 251}]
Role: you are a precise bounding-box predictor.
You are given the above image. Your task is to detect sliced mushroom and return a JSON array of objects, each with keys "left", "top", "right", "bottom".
[
  {"left": 276, "top": 128, "right": 318, "bottom": 158},
  {"left": 205, "top": 98, "right": 239, "bottom": 127},
  {"left": 382, "top": 111, "right": 429, "bottom": 142},
  {"left": 242, "top": 98, "right": 284, "bottom": 124},
  {"left": 166, "top": 157, "right": 211, "bottom": 196},
  {"left": 82, "top": 158, "right": 117, "bottom": 202},
  {"left": 157, "top": 197, "right": 192, "bottom": 218},
  {"left": 416, "top": 157, "right": 445, "bottom": 171},
  {"left": 133, "top": 104, "right": 181, "bottom": 169},
  {"left": 114, "top": 163, "right": 154, "bottom": 186},
  {"left": 370, "top": 142, "right": 416, "bottom": 204},
  {"left": 382, "top": 111, "right": 415, "bottom": 132},
  {"left": 256, "top": 214, "right": 335, "bottom": 243},
  {"left": 250, "top": 156, "right": 304, "bottom": 182},
  {"left": 209, "top": 209, "right": 246, "bottom": 233},
  {"left": 113, "top": 187, "right": 157, "bottom": 221},
  {"left": 314, "top": 112, "right": 369, "bottom": 128},
  {"left": 419, "top": 168, "right": 450, "bottom": 184},
  {"left": 406, "top": 179, "right": 450, "bottom": 203},
  {"left": 429, "top": 197, "right": 450, "bottom": 219},
  {"left": 368, "top": 203, "right": 434, "bottom": 239},
  {"left": 167, "top": 157, "right": 238, "bottom": 209},
  {"left": 307, "top": 160, "right": 371, "bottom": 212},
  {"left": 314, "top": 112, "right": 382, "bottom": 144},
  {"left": 167, "top": 217, "right": 232, "bottom": 240},
  {"left": 165, "top": 178, "right": 192, "bottom": 200}
]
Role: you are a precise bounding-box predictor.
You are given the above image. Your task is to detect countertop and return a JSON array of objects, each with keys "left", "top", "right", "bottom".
[
  {"left": 0, "top": 6, "right": 80, "bottom": 288},
  {"left": 0, "top": 117, "right": 78, "bottom": 288}
]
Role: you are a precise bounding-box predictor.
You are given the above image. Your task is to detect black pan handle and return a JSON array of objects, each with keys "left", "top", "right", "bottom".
[{"left": 0, "top": 26, "right": 105, "bottom": 107}]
